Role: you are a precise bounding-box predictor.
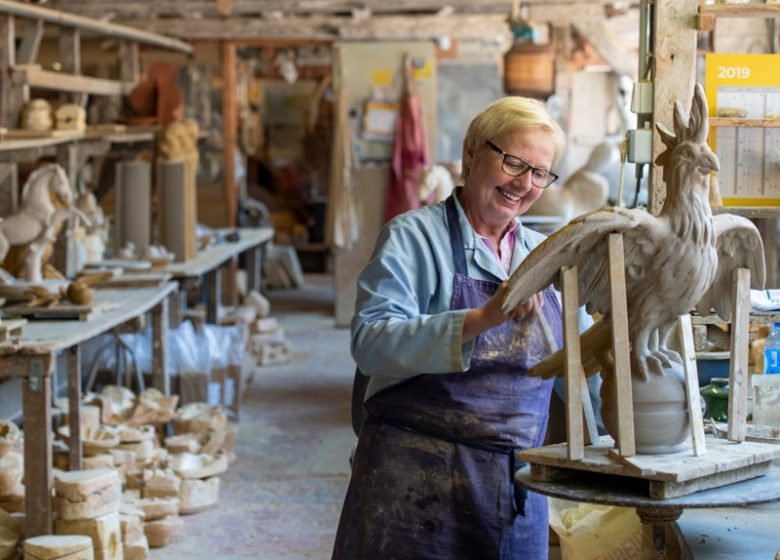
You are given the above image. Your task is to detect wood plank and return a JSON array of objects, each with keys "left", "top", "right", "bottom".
[
  {"left": 2, "top": 302, "right": 99, "bottom": 321},
  {"left": 520, "top": 435, "right": 780, "bottom": 485},
  {"left": 562, "top": 266, "right": 584, "bottom": 460},
  {"left": 60, "top": 0, "right": 622, "bottom": 19},
  {"left": 608, "top": 233, "right": 635, "bottom": 456},
  {"left": 151, "top": 297, "right": 170, "bottom": 396},
  {"left": 23, "top": 354, "right": 54, "bottom": 536},
  {"left": 678, "top": 314, "right": 706, "bottom": 457},
  {"left": 649, "top": 462, "right": 771, "bottom": 499},
  {"left": 699, "top": 3, "right": 780, "bottom": 22},
  {"left": 246, "top": 246, "right": 262, "bottom": 293},
  {"left": 110, "top": 14, "right": 512, "bottom": 40},
  {"left": 649, "top": 0, "right": 698, "bottom": 216},
  {"left": 205, "top": 268, "right": 221, "bottom": 325},
  {"left": 67, "top": 345, "right": 82, "bottom": 471},
  {"left": 580, "top": 373, "right": 599, "bottom": 445},
  {"left": 118, "top": 39, "right": 139, "bottom": 84},
  {"left": 13, "top": 65, "right": 133, "bottom": 96},
  {"left": 222, "top": 41, "right": 237, "bottom": 227},
  {"left": 0, "top": 0, "right": 192, "bottom": 53},
  {"left": 727, "top": 268, "right": 751, "bottom": 442},
  {"left": 710, "top": 117, "right": 780, "bottom": 128},
  {"left": 16, "top": 18, "right": 43, "bottom": 64}
]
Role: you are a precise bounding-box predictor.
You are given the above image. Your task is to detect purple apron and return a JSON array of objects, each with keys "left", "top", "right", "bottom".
[{"left": 333, "top": 195, "right": 563, "bottom": 560}]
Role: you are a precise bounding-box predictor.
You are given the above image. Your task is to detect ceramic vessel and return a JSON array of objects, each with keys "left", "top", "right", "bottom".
[{"left": 602, "top": 363, "right": 691, "bottom": 454}]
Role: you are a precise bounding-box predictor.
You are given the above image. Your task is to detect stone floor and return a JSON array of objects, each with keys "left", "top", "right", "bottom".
[{"left": 154, "top": 274, "right": 354, "bottom": 560}]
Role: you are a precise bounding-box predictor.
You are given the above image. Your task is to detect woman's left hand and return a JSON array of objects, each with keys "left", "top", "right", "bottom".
[{"left": 503, "top": 289, "right": 544, "bottom": 321}]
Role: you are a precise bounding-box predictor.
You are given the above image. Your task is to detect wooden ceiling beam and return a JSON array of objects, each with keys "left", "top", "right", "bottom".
[
  {"left": 55, "top": 0, "right": 628, "bottom": 20},
  {"left": 110, "top": 14, "right": 513, "bottom": 41}
]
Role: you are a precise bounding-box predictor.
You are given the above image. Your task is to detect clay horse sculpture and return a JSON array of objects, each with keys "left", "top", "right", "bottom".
[
  {"left": 0, "top": 163, "right": 89, "bottom": 282},
  {"left": 503, "top": 84, "right": 766, "bottom": 453}
]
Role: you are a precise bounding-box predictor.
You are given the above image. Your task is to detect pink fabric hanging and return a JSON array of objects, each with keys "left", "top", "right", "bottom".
[{"left": 384, "top": 78, "right": 430, "bottom": 223}]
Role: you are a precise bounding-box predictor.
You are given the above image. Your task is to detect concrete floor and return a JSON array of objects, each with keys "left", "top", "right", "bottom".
[{"left": 155, "top": 274, "right": 354, "bottom": 560}]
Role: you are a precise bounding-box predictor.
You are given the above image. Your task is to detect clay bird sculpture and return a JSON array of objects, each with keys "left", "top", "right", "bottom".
[{"left": 503, "top": 84, "right": 765, "bottom": 382}]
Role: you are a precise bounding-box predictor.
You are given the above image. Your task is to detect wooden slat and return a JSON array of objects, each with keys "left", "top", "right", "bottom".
[
  {"left": 607, "top": 233, "right": 635, "bottom": 457},
  {"left": 16, "top": 18, "right": 43, "bottom": 64},
  {"left": 727, "top": 268, "right": 751, "bottom": 442},
  {"left": 710, "top": 117, "right": 780, "bottom": 128},
  {"left": 699, "top": 3, "right": 780, "bottom": 21},
  {"left": 580, "top": 374, "right": 599, "bottom": 445},
  {"left": 118, "top": 39, "right": 139, "bottom": 84},
  {"left": 0, "top": 0, "right": 192, "bottom": 53},
  {"left": 222, "top": 41, "right": 237, "bottom": 227},
  {"left": 678, "top": 314, "right": 706, "bottom": 457},
  {"left": 151, "top": 296, "right": 170, "bottom": 396},
  {"left": 67, "top": 345, "right": 83, "bottom": 470},
  {"left": 562, "top": 266, "right": 584, "bottom": 461},
  {"left": 649, "top": 0, "right": 698, "bottom": 216},
  {"left": 13, "top": 64, "right": 133, "bottom": 96}
]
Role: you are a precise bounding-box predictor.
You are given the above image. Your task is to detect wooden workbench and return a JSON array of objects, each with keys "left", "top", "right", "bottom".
[
  {"left": 0, "top": 281, "right": 177, "bottom": 537},
  {"left": 164, "top": 227, "right": 273, "bottom": 323}
]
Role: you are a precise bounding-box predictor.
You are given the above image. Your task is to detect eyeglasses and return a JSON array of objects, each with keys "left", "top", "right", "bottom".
[{"left": 485, "top": 140, "right": 558, "bottom": 188}]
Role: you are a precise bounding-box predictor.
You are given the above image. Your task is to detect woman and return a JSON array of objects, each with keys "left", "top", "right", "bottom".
[{"left": 333, "top": 97, "right": 594, "bottom": 559}]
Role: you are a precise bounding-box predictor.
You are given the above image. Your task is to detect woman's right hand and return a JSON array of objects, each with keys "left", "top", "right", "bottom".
[{"left": 462, "top": 282, "right": 544, "bottom": 342}]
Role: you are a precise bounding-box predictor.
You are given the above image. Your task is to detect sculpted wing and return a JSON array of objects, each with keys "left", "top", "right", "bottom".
[
  {"left": 695, "top": 213, "right": 766, "bottom": 321},
  {"left": 503, "top": 207, "right": 662, "bottom": 315}
]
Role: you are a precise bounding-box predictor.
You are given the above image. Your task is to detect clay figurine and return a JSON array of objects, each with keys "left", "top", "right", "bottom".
[
  {"left": 503, "top": 84, "right": 766, "bottom": 453},
  {"left": 0, "top": 164, "right": 90, "bottom": 282}
]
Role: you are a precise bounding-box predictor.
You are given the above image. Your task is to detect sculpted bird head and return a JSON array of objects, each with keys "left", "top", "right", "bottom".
[{"left": 654, "top": 84, "right": 719, "bottom": 195}]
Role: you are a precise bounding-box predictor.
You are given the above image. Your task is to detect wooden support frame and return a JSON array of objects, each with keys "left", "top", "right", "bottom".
[
  {"left": 678, "top": 314, "right": 706, "bottom": 456},
  {"left": 12, "top": 65, "right": 134, "bottom": 96},
  {"left": 608, "top": 233, "right": 635, "bottom": 457},
  {"left": 151, "top": 296, "right": 171, "bottom": 396},
  {"left": 67, "top": 345, "right": 83, "bottom": 470},
  {"left": 23, "top": 353, "right": 55, "bottom": 537},
  {"left": 562, "top": 266, "right": 585, "bottom": 460},
  {"left": 727, "top": 268, "right": 751, "bottom": 442}
]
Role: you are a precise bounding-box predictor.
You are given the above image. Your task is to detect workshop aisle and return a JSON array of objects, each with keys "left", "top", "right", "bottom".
[{"left": 155, "top": 274, "right": 354, "bottom": 559}]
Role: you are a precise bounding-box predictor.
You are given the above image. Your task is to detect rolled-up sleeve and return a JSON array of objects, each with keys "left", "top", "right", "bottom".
[{"left": 351, "top": 219, "right": 474, "bottom": 379}]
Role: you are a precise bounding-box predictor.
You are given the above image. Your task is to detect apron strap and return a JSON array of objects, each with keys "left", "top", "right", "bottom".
[{"left": 445, "top": 194, "right": 468, "bottom": 276}]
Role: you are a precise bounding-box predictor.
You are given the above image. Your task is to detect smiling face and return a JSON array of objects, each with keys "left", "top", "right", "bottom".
[{"left": 460, "top": 126, "right": 555, "bottom": 236}]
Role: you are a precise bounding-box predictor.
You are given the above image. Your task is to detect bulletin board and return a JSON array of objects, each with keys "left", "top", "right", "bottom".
[{"left": 705, "top": 53, "right": 780, "bottom": 206}]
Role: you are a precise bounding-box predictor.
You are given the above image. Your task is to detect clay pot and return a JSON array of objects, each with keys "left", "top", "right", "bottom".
[{"left": 602, "top": 363, "right": 691, "bottom": 454}]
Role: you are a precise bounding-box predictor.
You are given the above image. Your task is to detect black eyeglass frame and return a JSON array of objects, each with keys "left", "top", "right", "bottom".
[{"left": 484, "top": 140, "right": 559, "bottom": 188}]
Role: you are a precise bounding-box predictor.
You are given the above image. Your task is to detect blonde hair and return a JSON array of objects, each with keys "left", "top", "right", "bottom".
[{"left": 460, "top": 96, "right": 566, "bottom": 182}]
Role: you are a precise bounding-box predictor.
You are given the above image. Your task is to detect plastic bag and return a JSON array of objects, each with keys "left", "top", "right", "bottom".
[{"left": 549, "top": 498, "right": 649, "bottom": 560}]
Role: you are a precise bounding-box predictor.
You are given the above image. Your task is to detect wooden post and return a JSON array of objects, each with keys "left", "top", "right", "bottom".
[
  {"left": 23, "top": 354, "right": 55, "bottom": 537},
  {"left": 607, "top": 233, "right": 635, "bottom": 457},
  {"left": 678, "top": 314, "right": 706, "bottom": 456},
  {"left": 67, "top": 345, "right": 83, "bottom": 470},
  {"left": 118, "top": 39, "right": 140, "bottom": 84},
  {"left": 0, "top": 14, "right": 25, "bottom": 128},
  {"left": 58, "top": 27, "right": 85, "bottom": 106},
  {"left": 16, "top": 18, "right": 43, "bottom": 64},
  {"left": 151, "top": 297, "right": 171, "bottom": 396},
  {"left": 222, "top": 41, "right": 237, "bottom": 227},
  {"left": 727, "top": 267, "right": 751, "bottom": 442},
  {"left": 562, "top": 266, "right": 584, "bottom": 460},
  {"left": 246, "top": 245, "right": 263, "bottom": 293},
  {"left": 206, "top": 268, "right": 221, "bottom": 324},
  {"left": 649, "top": 0, "right": 698, "bottom": 215}
]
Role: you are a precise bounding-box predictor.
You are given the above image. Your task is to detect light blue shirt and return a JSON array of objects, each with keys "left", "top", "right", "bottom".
[{"left": 352, "top": 194, "right": 594, "bottom": 401}]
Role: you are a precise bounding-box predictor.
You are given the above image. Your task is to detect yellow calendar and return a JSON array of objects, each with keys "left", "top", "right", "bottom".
[{"left": 705, "top": 53, "right": 780, "bottom": 206}]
